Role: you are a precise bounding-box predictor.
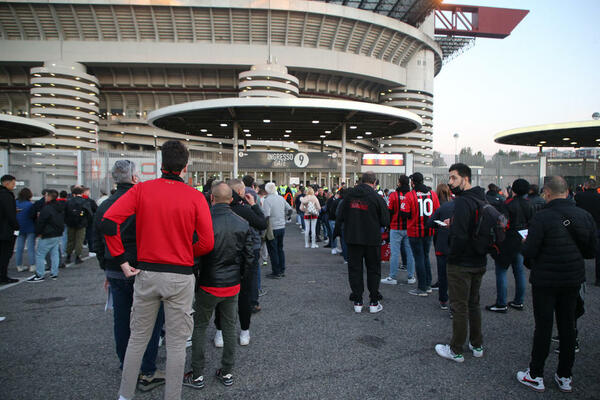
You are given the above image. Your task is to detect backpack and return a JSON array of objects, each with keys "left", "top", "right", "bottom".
[
  {"left": 66, "top": 198, "right": 89, "bottom": 228},
  {"left": 470, "top": 199, "right": 508, "bottom": 259},
  {"left": 306, "top": 200, "right": 319, "bottom": 216}
]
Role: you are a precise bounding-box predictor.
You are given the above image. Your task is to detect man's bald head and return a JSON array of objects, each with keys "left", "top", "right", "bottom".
[
  {"left": 211, "top": 182, "right": 233, "bottom": 205},
  {"left": 229, "top": 179, "right": 245, "bottom": 196},
  {"left": 543, "top": 176, "right": 569, "bottom": 202}
]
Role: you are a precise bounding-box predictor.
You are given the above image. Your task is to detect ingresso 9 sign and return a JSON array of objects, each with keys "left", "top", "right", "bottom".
[{"left": 362, "top": 153, "right": 404, "bottom": 166}]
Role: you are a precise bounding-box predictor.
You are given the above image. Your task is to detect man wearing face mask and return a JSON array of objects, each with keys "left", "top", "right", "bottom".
[{"left": 435, "top": 163, "right": 487, "bottom": 364}]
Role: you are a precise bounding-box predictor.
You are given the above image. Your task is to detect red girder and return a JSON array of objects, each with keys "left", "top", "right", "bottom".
[{"left": 435, "top": 4, "right": 529, "bottom": 39}]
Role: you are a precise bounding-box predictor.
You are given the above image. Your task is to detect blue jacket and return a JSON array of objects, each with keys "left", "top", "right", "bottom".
[{"left": 16, "top": 200, "right": 36, "bottom": 234}]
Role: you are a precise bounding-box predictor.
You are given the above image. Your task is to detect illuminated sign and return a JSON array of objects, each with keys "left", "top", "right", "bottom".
[{"left": 362, "top": 153, "right": 404, "bottom": 166}]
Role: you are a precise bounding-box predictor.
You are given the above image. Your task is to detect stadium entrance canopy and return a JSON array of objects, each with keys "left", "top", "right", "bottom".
[
  {"left": 494, "top": 120, "right": 600, "bottom": 149},
  {"left": 0, "top": 114, "right": 55, "bottom": 140},
  {"left": 148, "top": 97, "right": 422, "bottom": 181}
]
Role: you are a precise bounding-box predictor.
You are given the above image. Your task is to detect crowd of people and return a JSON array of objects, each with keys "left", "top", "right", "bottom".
[{"left": 0, "top": 140, "right": 599, "bottom": 398}]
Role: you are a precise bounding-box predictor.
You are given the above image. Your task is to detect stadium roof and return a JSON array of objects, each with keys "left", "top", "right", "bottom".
[
  {"left": 148, "top": 97, "right": 422, "bottom": 141},
  {"left": 0, "top": 114, "right": 55, "bottom": 139},
  {"left": 494, "top": 121, "right": 600, "bottom": 148}
]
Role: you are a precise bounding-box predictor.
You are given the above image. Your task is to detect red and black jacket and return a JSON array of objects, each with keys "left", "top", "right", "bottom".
[
  {"left": 400, "top": 184, "right": 440, "bottom": 238},
  {"left": 388, "top": 184, "right": 411, "bottom": 231}
]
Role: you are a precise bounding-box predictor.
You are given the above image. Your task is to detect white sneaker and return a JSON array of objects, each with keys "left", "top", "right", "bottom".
[
  {"left": 239, "top": 330, "right": 250, "bottom": 346},
  {"left": 353, "top": 302, "right": 363, "bottom": 313},
  {"left": 331, "top": 248, "right": 338, "bottom": 255},
  {"left": 435, "top": 344, "right": 464, "bottom": 363},
  {"left": 468, "top": 343, "right": 484, "bottom": 358},
  {"left": 29, "top": 265, "right": 36, "bottom": 272},
  {"left": 186, "top": 336, "right": 192, "bottom": 348},
  {"left": 311, "top": 244, "right": 319, "bottom": 248},
  {"left": 305, "top": 244, "right": 309, "bottom": 248},
  {"left": 369, "top": 302, "right": 383, "bottom": 313},
  {"left": 16, "top": 265, "right": 28, "bottom": 272},
  {"left": 380, "top": 277, "right": 397, "bottom": 285},
  {"left": 407, "top": 277, "right": 416, "bottom": 284},
  {"left": 0, "top": 316, "right": 5, "bottom": 322},
  {"left": 554, "top": 373, "right": 572, "bottom": 393},
  {"left": 516, "top": 369, "right": 545, "bottom": 392},
  {"left": 88, "top": 252, "right": 96, "bottom": 257},
  {"left": 214, "top": 330, "right": 223, "bottom": 348}
]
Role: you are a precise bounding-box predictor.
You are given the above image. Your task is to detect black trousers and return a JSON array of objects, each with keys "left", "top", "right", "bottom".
[
  {"left": 0, "top": 237, "right": 16, "bottom": 280},
  {"left": 530, "top": 285, "right": 578, "bottom": 378},
  {"left": 347, "top": 244, "right": 382, "bottom": 303},
  {"left": 215, "top": 275, "right": 253, "bottom": 331}
]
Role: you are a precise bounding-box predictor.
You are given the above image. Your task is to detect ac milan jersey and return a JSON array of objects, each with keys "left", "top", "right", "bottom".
[
  {"left": 400, "top": 189, "right": 440, "bottom": 237},
  {"left": 388, "top": 189, "right": 409, "bottom": 230}
]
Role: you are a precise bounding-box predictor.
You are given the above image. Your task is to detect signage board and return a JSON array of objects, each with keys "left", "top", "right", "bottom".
[
  {"left": 362, "top": 153, "right": 405, "bottom": 166},
  {"left": 239, "top": 152, "right": 337, "bottom": 169}
]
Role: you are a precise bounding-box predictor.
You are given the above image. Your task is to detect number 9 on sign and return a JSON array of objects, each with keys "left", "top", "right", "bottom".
[{"left": 294, "top": 152, "right": 309, "bottom": 168}]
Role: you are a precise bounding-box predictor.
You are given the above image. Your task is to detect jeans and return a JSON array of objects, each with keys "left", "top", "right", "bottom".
[
  {"left": 108, "top": 277, "right": 164, "bottom": 375},
  {"left": 322, "top": 214, "right": 332, "bottom": 242},
  {"left": 266, "top": 228, "right": 286, "bottom": 275},
  {"left": 328, "top": 221, "right": 337, "bottom": 249},
  {"left": 347, "top": 244, "right": 382, "bottom": 303},
  {"left": 35, "top": 236, "right": 60, "bottom": 277},
  {"left": 494, "top": 253, "right": 526, "bottom": 306},
  {"left": 389, "top": 229, "right": 415, "bottom": 279},
  {"left": 15, "top": 232, "right": 35, "bottom": 266},
  {"left": 60, "top": 226, "right": 67, "bottom": 257},
  {"left": 409, "top": 236, "right": 433, "bottom": 291},
  {"left": 530, "top": 286, "right": 578, "bottom": 378},
  {"left": 447, "top": 264, "right": 486, "bottom": 355},
  {"left": 297, "top": 211, "right": 305, "bottom": 230},
  {"left": 436, "top": 255, "right": 449, "bottom": 303}
]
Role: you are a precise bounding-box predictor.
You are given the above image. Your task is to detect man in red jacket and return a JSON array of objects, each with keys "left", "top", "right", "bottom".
[{"left": 102, "top": 140, "right": 214, "bottom": 400}]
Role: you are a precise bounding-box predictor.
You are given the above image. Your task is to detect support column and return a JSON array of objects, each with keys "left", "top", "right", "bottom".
[
  {"left": 303, "top": 171, "right": 307, "bottom": 186},
  {"left": 269, "top": 171, "right": 273, "bottom": 182},
  {"left": 328, "top": 171, "right": 331, "bottom": 189},
  {"left": 538, "top": 156, "right": 547, "bottom": 188},
  {"left": 76, "top": 150, "right": 83, "bottom": 185},
  {"left": 254, "top": 171, "right": 257, "bottom": 181},
  {"left": 233, "top": 121, "right": 239, "bottom": 179},
  {"left": 318, "top": 171, "right": 322, "bottom": 186},
  {"left": 341, "top": 123, "right": 347, "bottom": 185}
]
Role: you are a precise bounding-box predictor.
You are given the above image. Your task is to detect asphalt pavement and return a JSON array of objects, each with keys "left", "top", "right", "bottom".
[{"left": 0, "top": 224, "right": 599, "bottom": 400}]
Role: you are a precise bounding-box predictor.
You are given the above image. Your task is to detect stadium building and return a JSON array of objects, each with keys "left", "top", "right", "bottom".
[{"left": 0, "top": 0, "right": 527, "bottom": 193}]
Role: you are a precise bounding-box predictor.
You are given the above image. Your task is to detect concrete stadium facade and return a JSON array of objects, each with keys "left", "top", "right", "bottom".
[{"left": 0, "top": 0, "right": 442, "bottom": 190}]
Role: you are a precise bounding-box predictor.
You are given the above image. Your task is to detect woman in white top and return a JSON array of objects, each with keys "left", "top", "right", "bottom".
[{"left": 299, "top": 187, "right": 321, "bottom": 248}]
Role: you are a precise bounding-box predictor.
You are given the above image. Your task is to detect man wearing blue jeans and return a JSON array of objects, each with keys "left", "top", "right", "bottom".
[
  {"left": 263, "top": 182, "right": 292, "bottom": 279},
  {"left": 409, "top": 236, "right": 433, "bottom": 292},
  {"left": 493, "top": 253, "right": 526, "bottom": 310}
]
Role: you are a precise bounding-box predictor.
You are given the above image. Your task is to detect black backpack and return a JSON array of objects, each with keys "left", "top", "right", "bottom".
[
  {"left": 66, "top": 198, "right": 89, "bottom": 228},
  {"left": 470, "top": 199, "right": 508, "bottom": 259}
]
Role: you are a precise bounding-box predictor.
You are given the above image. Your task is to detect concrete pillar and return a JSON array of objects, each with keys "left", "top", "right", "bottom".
[
  {"left": 318, "top": 171, "right": 322, "bottom": 186},
  {"left": 341, "top": 123, "right": 347, "bottom": 184},
  {"left": 328, "top": 171, "right": 331, "bottom": 188},
  {"left": 269, "top": 171, "right": 273, "bottom": 182},
  {"left": 303, "top": 171, "right": 307, "bottom": 185},
  {"left": 538, "top": 156, "right": 547, "bottom": 188},
  {"left": 233, "top": 121, "right": 239, "bottom": 179},
  {"left": 203, "top": 171, "right": 207, "bottom": 185},
  {"left": 76, "top": 150, "right": 83, "bottom": 185}
]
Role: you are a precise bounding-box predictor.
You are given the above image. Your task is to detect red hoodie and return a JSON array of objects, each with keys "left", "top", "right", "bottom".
[{"left": 102, "top": 176, "right": 214, "bottom": 274}]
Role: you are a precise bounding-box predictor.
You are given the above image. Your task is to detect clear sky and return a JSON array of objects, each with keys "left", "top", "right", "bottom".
[{"left": 433, "top": 0, "right": 600, "bottom": 155}]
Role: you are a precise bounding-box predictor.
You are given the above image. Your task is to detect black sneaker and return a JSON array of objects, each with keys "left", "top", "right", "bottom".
[
  {"left": 508, "top": 301, "right": 524, "bottom": 310},
  {"left": 440, "top": 302, "right": 449, "bottom": 310},
  {"left": 551, "top": 335, "right": 560, "bottom": 343},
  {"left": 75, "top": 257, "right": 83, "bottom": 264},
  {"left": 485, "top": 304, "right": 508, "bottom": 313},
  {"left": 400, "top": 264, "right": 407, "bottom": 271},
  {"left": 431, "top": 282, "right": 440, "bottom": 290},
  {"left": 58, "top": 263, "right": 66, "bottom": 269},
  {"left": 27, "top": 275, "right": 45, "bottom": 283},
  {"left": 216, "top": 369, "right": 233, "bottom": 386},
  {"left": 0, "top": 277, "right": 19, "bottom": 284},
  {"left": 138, "top": 370, "right": 166, "bottom": 392},
  {"left": 50, "top": 275, "right": 58, "bottom": 280},
  {"left": 182, "top": 371, "right": 204, "bottom": 389},
  {"left": 65, "top": 255, "right": 71, "bottom": 264},
  {"left": 251, "top": 305, "right": 261, "bottom": 313},
  {"left": 265, "top": 273, "right": 282, "bottom": 279}
]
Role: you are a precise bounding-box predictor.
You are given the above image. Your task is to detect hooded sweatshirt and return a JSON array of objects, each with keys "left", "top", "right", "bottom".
[
  {"left": 340, "top": 183, "right": 390, "bottom": 246},
  {"left": 448, "top": 186, "right": 487, "bottom": 268},
  {"left": 299, "top": 194, "right": 321, "bottom": 219}
]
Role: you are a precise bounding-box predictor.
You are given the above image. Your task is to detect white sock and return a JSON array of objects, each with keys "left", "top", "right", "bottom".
[{"left": 119, "top": 396, "right": 130, "bottom": 400}]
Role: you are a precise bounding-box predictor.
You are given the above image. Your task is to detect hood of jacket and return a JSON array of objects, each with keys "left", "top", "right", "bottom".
[
  {"left": 351, "top": 183, "right": 376, "bottom": 198},
  {"left": 458, "top": 186, "right": 486, "bottom": 202}
]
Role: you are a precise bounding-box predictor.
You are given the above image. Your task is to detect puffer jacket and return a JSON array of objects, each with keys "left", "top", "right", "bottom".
[
  {"left": 197, "top": 203, "right": 254, "bottom": 288},
  {"left": 448, "top": 186, "right": 488, "bottom": 268},
  {"left": 522, "top": 198, "right": 597, "bottom": 287},
  {"left": 35, "top": 200, "right": 65, "bottom": 238}
]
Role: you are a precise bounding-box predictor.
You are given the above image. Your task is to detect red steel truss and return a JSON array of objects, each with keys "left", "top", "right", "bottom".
[{"left": 435, "top": 4, "right": 529, "bottom": 39}]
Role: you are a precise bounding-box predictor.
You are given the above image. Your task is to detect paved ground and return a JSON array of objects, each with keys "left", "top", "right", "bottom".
[{"left": 1, "top": 224, "right": 599, "bottom": 400}]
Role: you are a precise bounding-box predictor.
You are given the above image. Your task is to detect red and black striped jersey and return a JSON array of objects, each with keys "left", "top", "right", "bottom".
[
  {"left": 400, "top": 189, "right": 440, "bottom": 237},
  {"left": 388, "top": 189, "right": 410, "bottom": 230}
]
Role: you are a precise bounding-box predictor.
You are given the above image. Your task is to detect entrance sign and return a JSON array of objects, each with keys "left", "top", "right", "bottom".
[{"left": 239, "top": 152, "right": 337, "bottom": 169}]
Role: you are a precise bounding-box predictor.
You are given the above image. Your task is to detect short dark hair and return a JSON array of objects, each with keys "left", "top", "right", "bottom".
[
  {"left": 46, "top": 189, "right": 58, "bottom": 201},
  {"left": 399, "top": 175, "right": 409, "bottom": 187},
  {"left": 161, "top": 140, "right": 189, "bottom": 173},
  {"left": 17, "top": 188, "right": 32, "bottom": 201},
  {"left": 1, "top": 174, "right": 15, "bottom": 183},
  {"left": 242, "top": 175, "right": 254, "bottom": 187},
  {"left": 585, "top": 178, "right": 597, "bottom": 189},
  {"left": 529, "top": 184, "right": 539, "bottom": 195},
  {"left": 410, "top": 172, "right": 424, "bottom": 184},
  {"left": 361, "top": 171, "right": 377, "bottom": 184},
  {"left": 72, "top": 187, "right": 84, "bottom": 195},
  {"left": 488, "top": 183, "right": 498, "bottom": 191},
  {"left": 59, "top": 190, "right": 68, "bottom": 198},
  {"left": 449, "top": 163, "right": 472, "bottom": 181},
  {"left": 544, "top": 176, "right": 568, "bottom": 195},
  {"left": 512, "top": 179, "right": 530, "bottom": 196}
]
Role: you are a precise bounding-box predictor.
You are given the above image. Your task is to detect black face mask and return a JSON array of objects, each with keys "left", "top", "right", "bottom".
[{"left": 450, "top": 185, "right": 463, "bottom": 195}]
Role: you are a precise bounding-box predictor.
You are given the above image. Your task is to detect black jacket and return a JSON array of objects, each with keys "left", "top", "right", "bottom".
[
  {"left": 197, "top": 203, "right": 254, "bottom": 288},
  {"left": 522, "top": 198, "right": 597, "bottom": 287},
  {"left": 326, "top": 196, "right": 339, "bottom": 220},
  {"left": 528, "top": 194, "right": 546, "bottom": 213},
  {"left": 575, "top": 189, "right": 600, "bottom": 230},
  {"left": 495, "top": 196, "right": 534, "bottom": 268},
  {"left": 35, "top": 200, "right": 65, "bottom": 238},
  {"left": 340, "top": 183, "right": 390, "bottom": 246},
  {"left": 448, "top": 186, "right": 488, "bottom": 268},
  {"left": 486, "top": 190, "right": 505, "bottom": 212},
  {"left": 426, "top": 200, "right": 455, "bottom": 256},
  {"left": 65, "top": 196, "right": 93, "bottom": 228},
  {"left": 0, "top": 185, "right": 18, "bottom": 240},
  {"left": 93, "top": 183, "right": 137, "bottom": 272},
  {"left": 230, "top": 191, "right": 267, "bottom": 250}
]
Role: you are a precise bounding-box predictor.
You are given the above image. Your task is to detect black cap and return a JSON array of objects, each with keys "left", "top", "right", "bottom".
[{"left": 410, "top": 172, "right": 424, "bottom": 184}]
